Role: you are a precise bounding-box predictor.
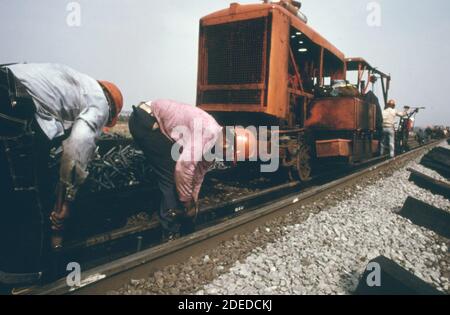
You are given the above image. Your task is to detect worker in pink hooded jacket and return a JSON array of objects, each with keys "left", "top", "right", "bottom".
[{"left": 129, "top": 100, "right": 222, "bottom": 237}]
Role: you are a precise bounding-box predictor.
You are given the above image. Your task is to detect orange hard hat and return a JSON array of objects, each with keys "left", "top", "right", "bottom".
[
  {"left": 234, "top": 127, "right": 258, "bottom": 161},
  {"left": 98, "top": 80, "right": 123, "bottom": 127}
]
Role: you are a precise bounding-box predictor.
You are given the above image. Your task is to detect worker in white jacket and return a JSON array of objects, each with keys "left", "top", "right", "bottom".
[
  {"left": 381, "top": 99, "right": 407, "bottom": 158},
  {"left": 0, "top": 63, "right": 123, "bottom": 250}
]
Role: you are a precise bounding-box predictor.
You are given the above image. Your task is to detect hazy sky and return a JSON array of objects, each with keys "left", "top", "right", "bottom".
[{"left": 1, "top": 0, "right": 449, "bottom": 126}]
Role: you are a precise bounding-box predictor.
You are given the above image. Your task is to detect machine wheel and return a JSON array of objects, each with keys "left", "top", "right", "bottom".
[
  {"left": 296, "top": 144, "right": 312, "bottom": 182},
  {"left": 286, "top": 144, "right": 312, "bottom": 183}
]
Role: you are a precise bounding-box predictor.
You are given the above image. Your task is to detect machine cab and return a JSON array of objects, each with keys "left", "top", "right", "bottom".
[{"left": 305, "top": 58, "right": 391, "bottom": 162}]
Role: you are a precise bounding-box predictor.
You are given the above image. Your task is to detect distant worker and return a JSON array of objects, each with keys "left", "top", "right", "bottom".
[
  {"left": 381, "top": 99, "right": 407, "bottom": 158},
  {"left": 128, "top": 100, "right": 222, "bottom": 239},
  {"left": 425, "top": 126, "right": 433, "bottom": 141},
  {"left": 0, "top": 63, "right": 123, "bottom": 249}
]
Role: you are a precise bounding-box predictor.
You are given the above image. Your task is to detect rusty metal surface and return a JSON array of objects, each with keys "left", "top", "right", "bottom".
[
  {"left": 197, "top": 1, "right": 346, "bottom": 123},
  {"left": 346, "top": 57, "right": 391, "bottom": 107},
  {"left": 266, "top": 8, "right": 290, "bottom": 119},
  {"left": 196, "top": 1, "right": 392, "bottom": 165},
  {"left": 306, "top": 97, "right": 376, "bottom": 131},
  {"left": 197, "top": 15, "right": 269, "bottom": 111},
  {"left": 200, "top": 2, "right": 345, "bottom": 61},
  {"left": 346, "top": 57, "right": 391, "bottom": 80},
  {"left": 316, "top": 139, "right": 352, "bottom": 158}
]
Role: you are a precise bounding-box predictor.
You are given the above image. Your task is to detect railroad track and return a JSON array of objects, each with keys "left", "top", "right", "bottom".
[{"left": 16, "top": 141, "right": 441, "bottom": 295}]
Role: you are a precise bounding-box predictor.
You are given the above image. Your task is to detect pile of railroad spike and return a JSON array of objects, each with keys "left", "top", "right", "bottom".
[{"left": 83, "top": 136, "right": 155, "bottom": 193}]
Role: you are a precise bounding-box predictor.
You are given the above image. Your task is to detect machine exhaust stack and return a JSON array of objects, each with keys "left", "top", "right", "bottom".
[{"left": 263, "top": 0, "right": 308, "bottom": 23}]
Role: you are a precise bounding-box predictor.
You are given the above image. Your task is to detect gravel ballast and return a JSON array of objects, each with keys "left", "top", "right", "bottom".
[{"left": 113, "top": 142, "right": 450, "bottom": 295}]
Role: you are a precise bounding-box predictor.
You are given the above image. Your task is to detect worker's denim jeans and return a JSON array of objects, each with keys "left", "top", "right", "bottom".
[
  {"left": 129, "top": 107, "right": 183, "bottom": 233},
  {"left": 381, "top": 128, "right": 396, "bottom": 158},
  {"left": 1, "top": 71, "right": 55, "bottom": 274}
]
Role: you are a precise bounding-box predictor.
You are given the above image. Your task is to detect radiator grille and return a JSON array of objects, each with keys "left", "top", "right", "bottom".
[
  {"left": 205, "top": 18, "right": 266, "bottom": 85},
  {"left": 203, "top": 90, "right": 261, "bottom": 105}
]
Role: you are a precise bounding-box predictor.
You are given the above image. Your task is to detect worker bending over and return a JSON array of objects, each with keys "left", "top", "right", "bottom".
[
  {"left": 381, "top": 99, "right": 407, "bottom": 158},
  {"left": 129, "top": 100, "right": 222, "bottom": 238},
  {"left": 0, "top": 63, "right": 123, "bottom": 250}
]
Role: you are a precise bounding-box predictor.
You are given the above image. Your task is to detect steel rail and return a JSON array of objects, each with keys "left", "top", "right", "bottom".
[{"left": 62, "top": 181, "right": 301, "bottom": 251}]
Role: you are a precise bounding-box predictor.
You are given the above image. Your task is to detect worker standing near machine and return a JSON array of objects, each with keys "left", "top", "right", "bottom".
[
  {"left": 128, "top": 100, "right": 222, "bottom": 239},
  {"left": 381, "top": 99, "right": 407, "bottom": 158},
  {"left": 0, "top": 63, "right": 123, "bottom": 253}
]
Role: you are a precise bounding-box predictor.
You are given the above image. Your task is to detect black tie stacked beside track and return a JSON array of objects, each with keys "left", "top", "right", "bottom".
[
  {"left": 402, "top": 146, "right": 450, "bottom": 238},
  {"left": 355, "top": 145, "right": 450, "bottom": 295}
]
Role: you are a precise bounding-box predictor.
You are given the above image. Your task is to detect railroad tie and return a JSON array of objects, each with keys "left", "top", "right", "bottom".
[
  {"left": 408, "top": 169, "right": 450, "bottom": 200},
  {"left": 355, "top": 256, "right": 444, "bottom": 295},
  {"left": 420, "top": 147, "right": 450, "bottom": 180},
  {"left": 398, "top": 197, "right": 450, "bottom": 239}
]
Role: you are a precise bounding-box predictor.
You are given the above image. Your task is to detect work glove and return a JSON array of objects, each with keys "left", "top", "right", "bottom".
[
  {"left": 183, "top": 200, "right": 199, "bottom": 221},
  {"left": 50, "top": 201, "right": 72, "bottom": 232}
]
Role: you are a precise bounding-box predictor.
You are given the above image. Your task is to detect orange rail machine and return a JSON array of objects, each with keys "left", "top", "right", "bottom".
[{"left": 197, "top": 1, "right": 391, "bottom": 180}]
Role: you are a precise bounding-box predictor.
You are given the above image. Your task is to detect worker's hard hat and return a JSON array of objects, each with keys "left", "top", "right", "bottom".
[
  {"left": 98, "top": 80, "right": 124, "bottom": 127},
  {"left": 234, "top": 127, "right": 258, "bottom": 161}
]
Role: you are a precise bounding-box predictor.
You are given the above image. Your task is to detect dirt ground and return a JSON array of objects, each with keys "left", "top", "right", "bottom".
[{"left": 109, "top": 121, "right": 131, "bottom": 137}]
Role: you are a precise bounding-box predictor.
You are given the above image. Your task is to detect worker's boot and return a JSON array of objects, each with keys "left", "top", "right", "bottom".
[
  {"left": 184, "top": 200, "right": 199, "bottom": 221},
  {"left": 166, "top": 208, "right": 185, "bottom": 221},
  {"left": 180, "top": 203, "right": 199, "bottom": 236},
  {"left": 161, "top": 229, "right": 180, "bottom": 243},
  {"left": 160, "top": 208, "right": 184, "bottom": 242}
]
